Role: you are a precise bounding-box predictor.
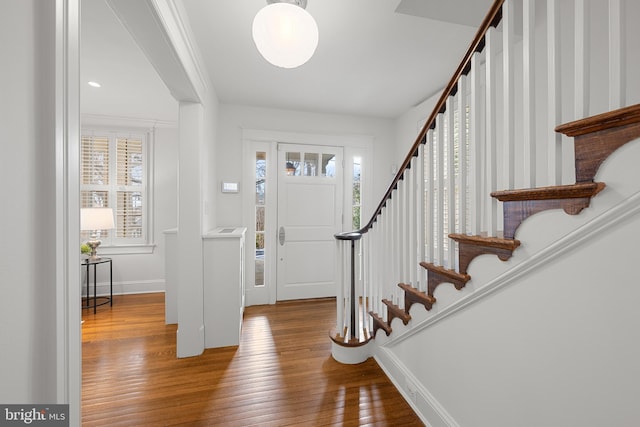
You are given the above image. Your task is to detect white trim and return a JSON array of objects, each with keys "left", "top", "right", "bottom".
[
  {"left": 242, "top": 128, "right": 374, "bottom": 148},
  {"left": 242, "top": 140, "right": 278, "bottom": 306},
  {"left": 242, "top": 129, "right": 373, "bottom": 305},
  {"left": 150, "top": 0, "right": 209, "bottom": 94},
  {"left": 382, "top": 187, "right": 640, "bottom": 347},
  {"left": 80, "top": 127, "right": 155, "bottom": 247},
  {"left": 81, "top": 113, "right": 177, "bottom": 129},
  {"left": 105, "top": 0, "right": 207, "bottom": 103},
  {"left": 83, "top": 280, "right": 166, "bottom": 297},
  {"left": 98, "top": 244, "right": 156, "bottom": 255},
  {"left": 55, "top": 0, "right": 81, "bottom": 423}
]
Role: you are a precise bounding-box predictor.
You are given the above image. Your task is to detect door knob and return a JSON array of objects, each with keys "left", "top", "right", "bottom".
[{"left": 279, "top": 226, "right": 285, "bottom": 245}]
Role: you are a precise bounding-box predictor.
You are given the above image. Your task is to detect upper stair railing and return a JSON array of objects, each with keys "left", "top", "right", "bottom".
[{"left": 332, "top": 0, "right": 635, "bottom": 358}]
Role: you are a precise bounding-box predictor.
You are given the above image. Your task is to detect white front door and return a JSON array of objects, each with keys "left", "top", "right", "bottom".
[{"left": 277, "top": 144, "right": 343, "bottom": 300}]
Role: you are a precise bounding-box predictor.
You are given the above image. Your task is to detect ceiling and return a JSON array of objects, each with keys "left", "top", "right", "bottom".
[{"left": 81, "top": 0, "right": 493, "bottom": 122}]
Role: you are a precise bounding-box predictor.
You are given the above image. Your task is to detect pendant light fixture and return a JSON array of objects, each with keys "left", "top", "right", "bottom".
[{"left": 252, "top": 0, "right": 319, "bottom": 69}]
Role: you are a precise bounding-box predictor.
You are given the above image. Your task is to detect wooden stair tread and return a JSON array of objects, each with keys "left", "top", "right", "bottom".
[
  {"left": 556, "top": 104, "right": 640, "bottom": 183},
  {"left": 491, "top": 183, "right": 605, "bottom": 239},
  {"left": 398, "top": 283, "right": 436, "bottom": 311},
  {"left": 382, "top": 298, "right": 411, "bottom": 325},
  {"left": 369, "top": 311, "right": 392, "bottom": 337},
  {"left": 449, "top": 233, "right": 520, "bottom": 250},
  {"left": 491, "top": 182, "right": 605, "bottom": 202},
  {"left": 449, "top": 234, "right": 521, "bottom": 274},
  {"left": 419, "top": 262, "right": 471, "bottom": 283},
  {"left": 555, "top": 103, "right": 640, "bottom": 137},
  {"left": 420, "top": 262, "right": 471, "bottom": 296}
]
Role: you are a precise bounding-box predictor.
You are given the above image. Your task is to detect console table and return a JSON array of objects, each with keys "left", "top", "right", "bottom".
[{"left": 82, "top": 257, "right": 113, "bottom": 314}]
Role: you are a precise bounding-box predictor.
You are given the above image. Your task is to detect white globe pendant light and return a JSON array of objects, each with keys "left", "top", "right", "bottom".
[{"left": 252, "top": 0, "right": 319, "bottom": 69}]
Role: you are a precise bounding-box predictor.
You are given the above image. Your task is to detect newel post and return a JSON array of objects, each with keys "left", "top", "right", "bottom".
[{"left": 335, "top": 231, "right": 362, "bottom": 341}]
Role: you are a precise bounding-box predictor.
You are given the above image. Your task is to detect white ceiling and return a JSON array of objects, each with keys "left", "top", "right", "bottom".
[{"left": 81, "top": 0, "right": 492, "bottom": 122}]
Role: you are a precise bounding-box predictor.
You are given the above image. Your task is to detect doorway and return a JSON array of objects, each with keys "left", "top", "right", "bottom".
[{"left": 243, "top": 130, "right": 371, "bottom": 306}]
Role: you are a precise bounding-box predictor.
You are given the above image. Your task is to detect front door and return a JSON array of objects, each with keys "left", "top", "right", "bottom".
[{"left": 277, "top": 144, "right": 343, "bottom": 300}]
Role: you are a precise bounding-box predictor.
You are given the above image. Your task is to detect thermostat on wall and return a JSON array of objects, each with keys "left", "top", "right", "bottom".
[{"left": 221, "top": 182, "right": 239, "bottom": 193}]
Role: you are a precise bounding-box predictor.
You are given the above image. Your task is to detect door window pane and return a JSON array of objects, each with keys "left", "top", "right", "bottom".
[
  {"left": 304, "top": 153, "right": 319, "bottom": 176},
  {"left": 352, "top": 157, "right": 361, "bottom": 229},
  {"left": 256, "top": 152, "right": 266, "bottom": 204},
  {"left": 255, "top": 152, "right": 267, "bottom": 287},
  {"left": 285, "top": 152, "right": 300, "bottom": 176},
  {"left": 322, "top": 154, "right": 336, "bottom": 177}
]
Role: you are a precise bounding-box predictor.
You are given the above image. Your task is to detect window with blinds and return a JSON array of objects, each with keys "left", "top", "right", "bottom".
[{"left": 81, "top": 131, "right": 149, "bottom": 246}]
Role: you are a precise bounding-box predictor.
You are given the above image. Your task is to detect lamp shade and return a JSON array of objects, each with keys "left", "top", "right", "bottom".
[
  {"left": 252, "top": 2, "right": 319, "bottom": 69},
  {"left": 81, "top": 207, "right": 115, "bottom": 231}
]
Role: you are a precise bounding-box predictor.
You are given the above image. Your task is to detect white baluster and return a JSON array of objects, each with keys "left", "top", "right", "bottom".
[
  {"left": 436, "top": 114, "right": 445, "bottom": 265},
  {"left": 457, "top": 75, "right": 468, "bottom": 236},
  {"left": 503, "top": 0, "right": 515, "bottom": 190},
  {"left": 402, "top": 170, "right": 410, "bottom": 286},
  {"left": 426, "top": 129, "right": 435, "bottom": 263},
  {"left": 446, "top": 97, "right": 456, "bottom": 270},
  {"left": 609, "top": 0, "right": 625, "bottom": 109},
  {"left": 336, "top": 239, "right": 344, "bottom": 335},
  {"left": 396, "top": 178, "right": 404, "bottom": 307},
  {"left": 547, "top": 0, "right": 563, "bottom": 185},
  {"left": 523, "top": 0, "right": 537, "bottom": 188},
  {"left": 375, "top": 225, "right": 381, "bottom": 318},
  {"left": 469, "top": 52, "right": 482, "bottom": 236},
  {"left": 575, "top": 0, "right": 590, "bottom": 119},
  {"left": 417, "top": 143, "right": 426, "bottom": 292},
  {"left": 367, "top": 231, "right": 374, "bottom": 326},
  {"left": 394, "top": 181, "right": 401, "bottom": 304},
  {"left": 343, "top": 241, "right": 350, "bottom": 335},
  {"left": 382, "top": 208, "right": 390, "bottom": 322},
  {"left": 361, "top": 230, "right": 374, "bottom": 332},
  {"left": 486, "top": 27, "right": 498, "bottom": 236},
  {"left": 355, "top": 238, "right": 362, "bottom": 340},
  {"left": 408, "top": 158, "right": 417, "bottom": 287}
]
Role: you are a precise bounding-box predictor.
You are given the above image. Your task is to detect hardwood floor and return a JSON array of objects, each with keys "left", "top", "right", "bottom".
[{"left": 82, "top": 293, "right": 424, "bottom": 426}]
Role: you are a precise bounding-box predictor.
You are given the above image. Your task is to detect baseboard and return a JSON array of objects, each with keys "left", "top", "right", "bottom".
[
  {"left": 375, "top": 347, "right": 460, "bottom": 427},
  {"left": 82, "top": 279, "right": 165, "bottom": 297}
]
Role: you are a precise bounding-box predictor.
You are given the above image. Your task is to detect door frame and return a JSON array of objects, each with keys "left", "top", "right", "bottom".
[{"left": 242, "top": 128, "right": 373, "bottom": 306}]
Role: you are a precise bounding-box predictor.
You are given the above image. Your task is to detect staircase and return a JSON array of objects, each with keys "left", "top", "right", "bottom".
[
  {"left": 366, "top": 104, "right": 639, "bottom": 339},
  {"left": 331, "top": 0, "right": 640, "bottom": 423}
]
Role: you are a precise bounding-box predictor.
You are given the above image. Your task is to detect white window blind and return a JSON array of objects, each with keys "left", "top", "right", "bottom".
[{"left": 81, "top": 131, "right": 151, "bottom": 247}]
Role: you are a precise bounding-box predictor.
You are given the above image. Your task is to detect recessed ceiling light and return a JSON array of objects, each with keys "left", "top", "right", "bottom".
[{"left": 88, "top": 81, "right": 101, "bottom": 88}]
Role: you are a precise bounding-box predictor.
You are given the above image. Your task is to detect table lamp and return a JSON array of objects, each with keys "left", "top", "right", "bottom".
[{"left": 81, "top": 207, "right": 115, "bottom": 260}]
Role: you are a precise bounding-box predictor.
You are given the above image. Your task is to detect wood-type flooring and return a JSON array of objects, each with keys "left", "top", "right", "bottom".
[{"left": 82, "top": 293, "right": 423, "bottom": 426}]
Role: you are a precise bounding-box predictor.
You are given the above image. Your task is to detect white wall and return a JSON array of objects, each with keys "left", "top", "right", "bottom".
[
  {"left": 394, "top": 90, "right": 441, "bottom": 167},
  {"left": 214, "top": 104, "right": 397, "bottom": 227},
  {"left": 0, "top": 0, "right": 58, "bottom": 403}
]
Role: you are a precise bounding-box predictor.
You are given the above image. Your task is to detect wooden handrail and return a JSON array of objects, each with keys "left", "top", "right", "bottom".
[{"left": 356, "top": 0, "right": 505, "bottom": 235}]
